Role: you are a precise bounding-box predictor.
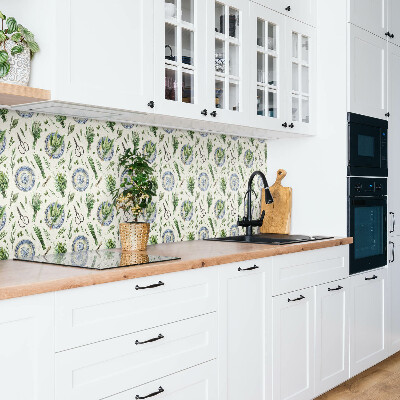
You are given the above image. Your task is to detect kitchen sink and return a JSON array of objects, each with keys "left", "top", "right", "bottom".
[{"left": 208, "top": 234, "right": 333, "bottom": 245}]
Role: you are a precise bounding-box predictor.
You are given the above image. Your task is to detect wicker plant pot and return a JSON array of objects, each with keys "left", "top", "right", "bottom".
[
  {"left": 119, "top": 222, "right": 150, "bottom": 251},
  {"left": 120, "top": 252, "right": 149, "bottom": 266}
]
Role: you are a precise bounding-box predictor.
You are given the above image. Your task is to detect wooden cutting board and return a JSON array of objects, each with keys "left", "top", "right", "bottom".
[{"left": 260, "top": 169, "right": 292, "bottom": 234}]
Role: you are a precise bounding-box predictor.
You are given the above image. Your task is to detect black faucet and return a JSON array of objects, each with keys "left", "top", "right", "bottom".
[{"left": 237, "top": 171, "right": 274, "bottom": 237}]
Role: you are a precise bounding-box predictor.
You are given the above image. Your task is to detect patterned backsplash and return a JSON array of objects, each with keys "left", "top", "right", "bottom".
[{"left": 0, "top": 109, "right": 268, "bottom": 260}]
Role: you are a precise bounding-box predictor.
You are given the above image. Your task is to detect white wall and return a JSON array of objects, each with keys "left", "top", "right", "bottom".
[{"left": 267, "top": 2, "right": 348, "bottom": 237}]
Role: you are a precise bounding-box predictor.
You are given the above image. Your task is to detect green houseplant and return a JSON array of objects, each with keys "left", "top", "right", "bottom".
[
  {"left": 0, "top": 11, "right": 39, "bottom": 84},
  {"left": 113, "top": 145, "right": 158, "bottom": 251}
]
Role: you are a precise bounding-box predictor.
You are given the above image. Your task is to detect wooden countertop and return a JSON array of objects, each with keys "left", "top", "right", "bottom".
[{"left": 0, "top": 237, "right": 352, "bottom": 300}]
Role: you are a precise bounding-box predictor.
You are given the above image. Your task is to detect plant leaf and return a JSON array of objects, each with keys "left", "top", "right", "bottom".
[
  {"left": 18, "top": 25, "right": 34, "bottom": 42},
  {"left": 0, "top": 12, "right": 6, "bottom": 21},
  {"left": 0, "top": 31, "right": 6, "bottom": 43},
  {"left": 0, "top": 61, "right": 10, "bottom": 78},
  {"left": 11, "top": 32, "right": 21, "bottom": 42},
  {"left": 27, "top": 41, "right": 39, "bottom": 53},
  {"left": 6, "top": 17, "right": 17, "bottom": 34},
  {"left": 11, "top": 45, "right": 24, "bottom": 56},
  {"left": 0, "top": 50, "right": 8, "bottom": 63}
]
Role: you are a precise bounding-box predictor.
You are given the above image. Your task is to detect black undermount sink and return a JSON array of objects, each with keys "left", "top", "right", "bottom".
[{"left": 208, "top": 234, "right": 333, "bottom": 245}]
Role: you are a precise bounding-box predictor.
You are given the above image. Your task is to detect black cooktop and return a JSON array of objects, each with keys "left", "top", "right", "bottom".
[{"left": 14, "top": 249, "right": 180, "bottom": 270}]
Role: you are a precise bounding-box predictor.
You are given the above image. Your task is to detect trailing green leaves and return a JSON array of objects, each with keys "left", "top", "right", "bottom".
[
  {"left": 10, "top": 32, "right": 21, "bottom": 42},
  {"left": 0, "top": 50, "right": 8, "bottom": 63},
  {"left": 6, "top": 17, "right": 17, "bottom": 34},
  {"left": 0, "top": 61, "right": 10, "bottom": 78},
  {"left": 11, "top": 45, "right": 24, "bottom": 56},
  {"left": 0, "top": 31, "right": 6, "bottom": 43},
  {"left": 0, "top": 11, "right": 5, "bottom": 21}
]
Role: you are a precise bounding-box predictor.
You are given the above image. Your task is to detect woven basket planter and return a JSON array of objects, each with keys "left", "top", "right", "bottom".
[
  {"left": 120, "top": 251, "right": 150, "bottom": 266},
  {"left": 119, "top": 222, "right": 150, "bottom": 251}
]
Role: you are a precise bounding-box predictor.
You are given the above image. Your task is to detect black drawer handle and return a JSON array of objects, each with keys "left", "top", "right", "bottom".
[
  {"left": 135, "top": 281, "right": 164, "bottom": 290},
  {"left": 288, "top": 294, "right": 305, "bottom": 302},
  {"left": 328, "top": 285, "right": 343, "bottom": 292},
  {"left": 365, "top": 275, "right": 378, "bottom": 281},
  {"left": 238, "top": 265, "right": 259, "bottom": 272},
  {"left": 135, "top": 334, "right": 164, "bottom": 345},
  {"left": 136, "top": 386, "right": 164, "bottom": 399},
  {"left": 390, "top": 241, "right": 395, "bottom": 263}
]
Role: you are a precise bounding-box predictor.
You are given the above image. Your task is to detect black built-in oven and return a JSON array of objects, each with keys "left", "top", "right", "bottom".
[
  {"left": 348, "top": 177, "right": 387, "bottom": 275},
  {"left": 348, "top": 113, "right": 388, "bottom": 177}
]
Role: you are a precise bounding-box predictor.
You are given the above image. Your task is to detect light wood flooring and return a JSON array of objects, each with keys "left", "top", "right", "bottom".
[{"left": 316, "top": 352, "right": 400, "bottom": 399}]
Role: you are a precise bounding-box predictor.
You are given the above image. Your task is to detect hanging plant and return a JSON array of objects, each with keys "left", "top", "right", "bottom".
[{"left": 0, "top": 11, "right": 39, "bottom": 82}]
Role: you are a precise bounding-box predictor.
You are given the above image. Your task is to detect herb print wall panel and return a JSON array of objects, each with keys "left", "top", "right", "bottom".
[{"left": 0, "top": 109, "right": 268, "bottom": 260}]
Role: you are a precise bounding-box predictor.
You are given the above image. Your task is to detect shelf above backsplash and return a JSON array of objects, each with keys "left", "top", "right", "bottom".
[{"left": 0, "top": 82, "right": 51, "bottom": 107}]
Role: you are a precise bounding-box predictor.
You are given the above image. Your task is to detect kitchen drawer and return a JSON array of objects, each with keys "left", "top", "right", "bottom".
[
  {"left": 55, "top": 267, "right": 217, "bottom": 351},
  {"left": 272, "top": 246, "right": 349, "bottom": 296},
  {"left": 107, "top": 361, "right": 217, "bottom": 400},
  {"left": 55, "top": 312, "right": 217, "bottom": 400}
]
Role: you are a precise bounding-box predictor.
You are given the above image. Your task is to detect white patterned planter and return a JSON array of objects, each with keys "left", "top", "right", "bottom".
[{"left": 0, "top": 40, "right": 31, "bottom": 86}]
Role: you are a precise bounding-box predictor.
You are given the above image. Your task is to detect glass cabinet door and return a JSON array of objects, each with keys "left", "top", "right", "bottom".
[
  {"left": 250, "top": 3, "right": 286, "bottom": 130},
  {"left": 154, "top": 0, "right": 207, "bottom": 118}
]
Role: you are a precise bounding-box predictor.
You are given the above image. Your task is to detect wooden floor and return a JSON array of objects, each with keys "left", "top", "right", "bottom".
[{"left": 316, "top": 352, "right": 400, "bottom": 399}]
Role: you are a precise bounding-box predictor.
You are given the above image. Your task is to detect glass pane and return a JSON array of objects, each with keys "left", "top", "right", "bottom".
[
  {"left": 268, "top": 91, "right": 277, "bottom": 118},
  {"left": 165, "top": 0, "right": 177, "bottom": 19},
  {"left": 165, "top": 68, "right": 177, "bottom": 101},
  {"left": 292, "top": 63, "right": 299, "bottom": 91},
  {"left": 268, "top": 55, "right": 277, "bottom": 86},
  {"left": 229, "top": 43, "right": 239, "bottom": 76},
  {"left": 182, "top": 71, "right": 194, "bottom": 104},
  {"left": 229, "top": 81, "right": 239, "bottom": 111},
  {"left": 182, "top": 0, "right": 194, "bottom": 23},
  {"left": 302, "top": 98, "right": 309, "bottom": 123},
  {"left": 257, "top": 19, "right": 265, "bottom": 47},
  {"left": 268, "top": 23, "right": 276, "bottom": 51},
  {"left": 302, "top": 35, "right": 309, "bottom": 63},
  {"left": 182, "top": 29, "right": 194, "bottom": 65},
  {"left": 292, "top": 96, "right": 299, "bottom": 121},
  {"left": 257, "top": 52, "right": 265, "bottom": 84},
  {"left": 292, "top": 32, "right": 298, "bottom": 58},
  {"left": 358, "top": 135, "right": 375, "bottom": 157},
  {"left": 257, "top": 88, "right": 265, "bottom": 116},
  {"left": 229, "top": 7, "right": 239, "bottom": 39},
  {"left": 215, "top": 2, "right": 225, "bottom": 34},
  {"left": 216, "top": 80, "right": 225, "bottom": 108},
  {"left": 302, "top": 66, "right": 309, "bottom": 94},
  {"left": 165, "top": 24, "right": 177, "bottom": 62},
  {"left": 215, "top": 39, "right": 225, "bottom": 73}
]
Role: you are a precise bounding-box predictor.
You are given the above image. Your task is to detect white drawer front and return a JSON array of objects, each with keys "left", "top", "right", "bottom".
[
  {"left": 108, "top": 361, "right": 218, "bottom": 400},
  {"left": 55, "top": 267, "right": 217, "bottom": 351},
  {"left": 55, "top": 313, "right": 217, "bottom": 400},
  {"left": 272, "top": 246, "right": 349, "bottom": 295}
]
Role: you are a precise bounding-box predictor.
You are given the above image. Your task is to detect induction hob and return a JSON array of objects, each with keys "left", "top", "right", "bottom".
[{"left": 14, "top": 249, "right": 180, "bottom": 270}]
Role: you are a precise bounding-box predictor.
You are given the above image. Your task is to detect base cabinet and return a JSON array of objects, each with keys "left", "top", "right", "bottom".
[
  {"left": 0, "top": 293, "right": 55, "bottom": 400},
  {"left": 350, "top": 268, "right": 388, "bottom": 377},
  {"left": 388, "top": 238, "right": 400, "bottom": 355},
  {"left": 315, "top": 280, "right": 350, "bottom": 397}
]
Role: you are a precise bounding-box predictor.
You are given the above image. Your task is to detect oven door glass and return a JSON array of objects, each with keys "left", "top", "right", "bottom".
[
  {"left": 349, "top": 123, "right": 381, "bottom": 169},
  {"left": 349, "top": 197, "right": 387, "bottom": 274}
]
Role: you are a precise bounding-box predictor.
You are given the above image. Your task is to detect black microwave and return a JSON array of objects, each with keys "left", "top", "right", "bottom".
[{"left": 348, "top": 113, "right": 388, "bottom": 177}]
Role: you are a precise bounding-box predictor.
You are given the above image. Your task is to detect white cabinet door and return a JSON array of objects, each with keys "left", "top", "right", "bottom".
[
  {"left": 350, "top": 268, "right": 388, "bottom": 377},
  {"left": 154, "top": 0, "right": 208, "bottom": 120},
  {"left": 250, "top": 3, "right": 288, "bottom": 132},
  {"left": 388, "top": 238, "right": 400, "bottom": 355},
  {"left": 0, "top": 293, "right": 55, "bottom": 400},
  {"left": 387, "top": 0, "right": 400, "bottom": 46},
  {"left": 54, "top": 0, "right": 154, "bottom": 113},
  {"left": 272, "top": 287, "right": 315, "bottom": 400},
  {"left": 205, "top": 0, "right": 251, "bottom": 125},
  {"left": 388, "top": 42, "right": 400, "bottom": 237},
  {"left": 348, "top": 24, "right": 387, "bottom": 120},
  {"left": 218, "top": 260, "right": 270, "bottom": 400},
  {"left": 285, "top": 18, "right": 316, "bottom": 135},
  {"left": 348, "top": 0, "right": 387, "bottom": 39},
  {"left": 315, "top": 280, "right": 350, "bottom": 397}
]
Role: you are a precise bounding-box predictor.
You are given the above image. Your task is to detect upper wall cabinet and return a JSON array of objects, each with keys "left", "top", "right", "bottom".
[
  {"left": 252, "top": 0, "right": 316, "bottom": 27},
  {"left": 387, "top": 0, "right": 400, "bottom": 47},
  {"left": 348, "top": 24, "right": 387, "bottom": 120}
]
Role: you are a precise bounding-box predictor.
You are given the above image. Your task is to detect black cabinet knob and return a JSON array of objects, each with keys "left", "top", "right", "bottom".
[
  {"left": 289, "top": 123, "right": 294, "bottom": 128},
  {"left": 210, "top": 111, "right": 217, "bottom": 117},
  {"left": 282, "top": 122, "right": 288, "bottom": 128},
  {"left": 201, "top": 109, "right": 208, "bottom": 116},
  {"left": 386, "top": 112, "right": 390, "bottom": 117},
  {"left": 385, "top": 31, "right": 391, "bottom": 37},
  {"left": 285, "top": 5, "right": 291, "bottom": 11},
  {"left": 147, "top": 101, "right": 155, "bottom": 109},
  {"left": 385, "top": 32, "right": 395, "bottom": 38}
]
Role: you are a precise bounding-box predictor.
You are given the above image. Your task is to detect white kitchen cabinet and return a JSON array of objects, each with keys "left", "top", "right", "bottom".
[
  {"left": 107, "top": 361, "right": 218, "bottom": 400},
  {"left": 388, "top": 42, "right": 400, "bottom": 236},
  {"left": 388, "top": 237, "right": 400, "bottom": 355},
  {"left": 387, "top": 0, "right": 400, "bottom": 46},
  {"left": 349, "top": 268, "right": 389, "bottom": 377},
  {"left": 0, "top": 293, "right": 55, "bottom": 400},
  {"left": 348, "top": 24, "right": 387, "bottom": 120},
  {"left": 315, "top": 280, "right": 350, "bottom": 397},
  {"left": 218, "top": 259, "right": 270, "bottom": 400},
  {"left": 272, "top": 287, "right": 315, "bottom": 400}
]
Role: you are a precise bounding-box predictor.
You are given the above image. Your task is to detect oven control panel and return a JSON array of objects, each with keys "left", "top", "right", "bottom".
[{"left": 348, "top": 177, "right": 387, "bottom": 197}]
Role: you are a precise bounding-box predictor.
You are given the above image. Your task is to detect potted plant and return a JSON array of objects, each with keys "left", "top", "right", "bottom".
[
  {"left": 0, "top": 11, "right": 39, "bottom": 85},
  {"left": 113, "top": 145, "right": 158, "bottom": 251}
]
